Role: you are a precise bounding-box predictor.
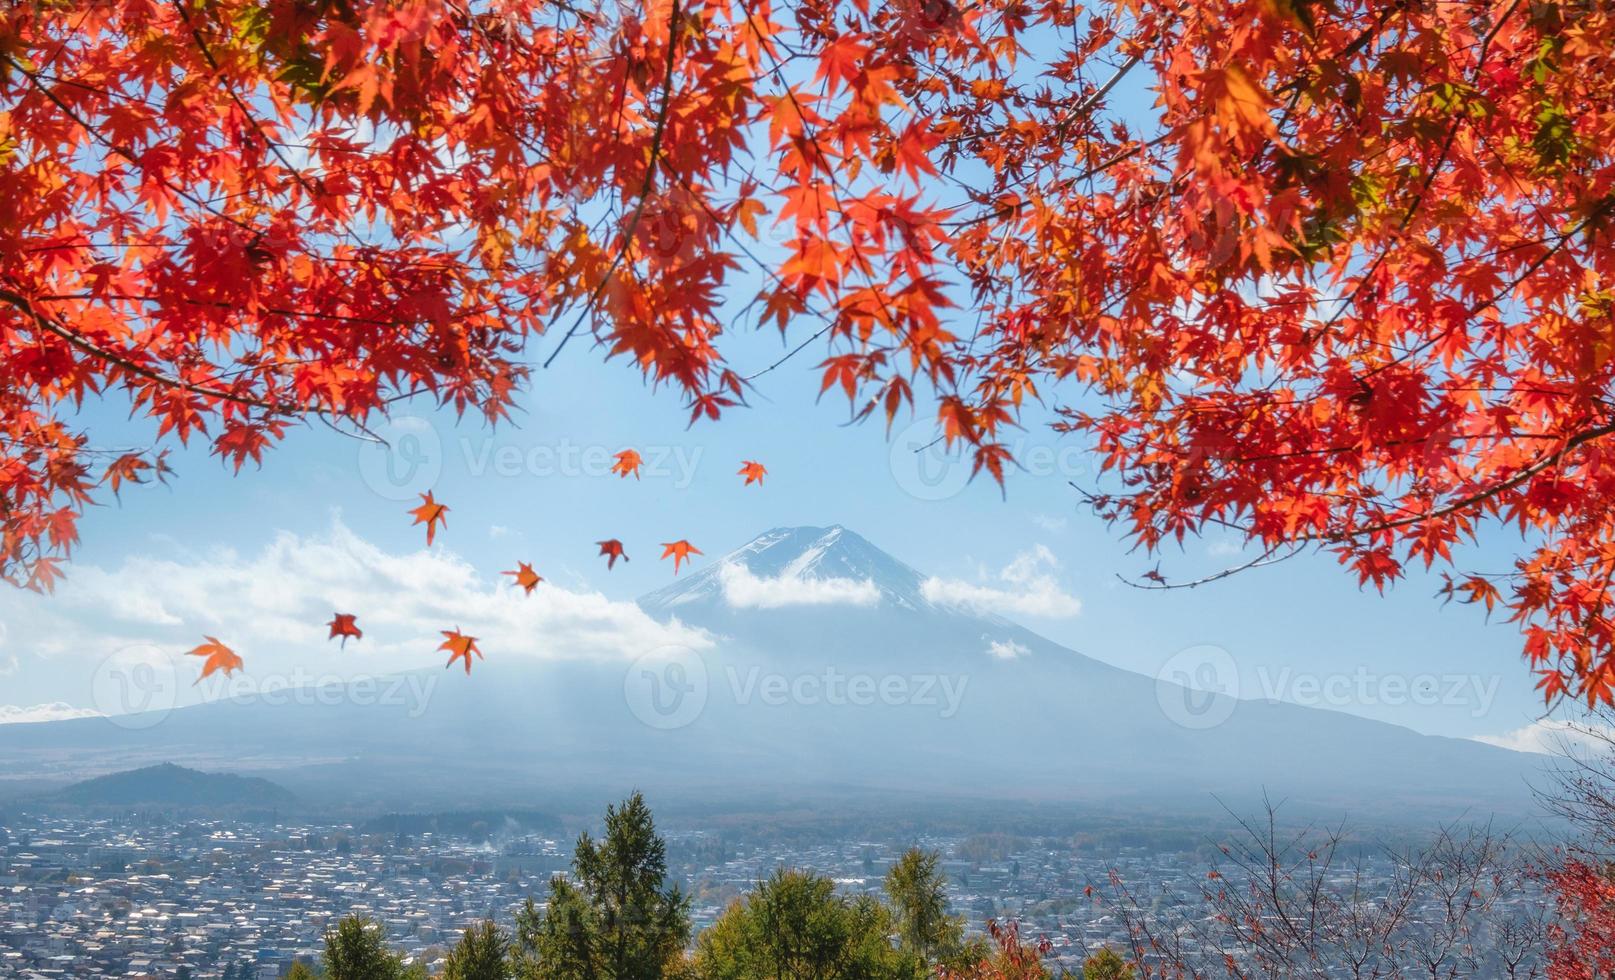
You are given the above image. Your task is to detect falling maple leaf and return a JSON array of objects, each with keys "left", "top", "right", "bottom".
[
  {"left": 660, "top": 539, "right": 702, "bottom": 574},
  {"left": 505, "top": 561, "right": 543, "bottom": 595},
  {"left": 327, "top": 613, "right": 362, "bottom": 648},
  {"left": 738, "top": 460, "right": 767, "bottom": 486},
  {"left": 409, "top": 491, "right": 449, "bottom": 546},
  {"left": 597, "top": 539, "right": 629, "bottom": 569},
  {"left": 611, "top": 449, "right": 643, "bottom": 479},
  {"left": 187, "top": 636, "right": 243, "bottom": 684},
  {"left": 440, "top": 628, "right": 483, "bottom": 675}
]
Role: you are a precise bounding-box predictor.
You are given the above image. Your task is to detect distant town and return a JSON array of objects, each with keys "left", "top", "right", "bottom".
[{"left": 0, "top": 807, "right": 1549, "bottom": 978}]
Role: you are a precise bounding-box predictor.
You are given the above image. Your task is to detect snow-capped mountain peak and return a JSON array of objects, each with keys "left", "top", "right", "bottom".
[{"left": 639, "top": 525, "right": 932, "bottom": 612}]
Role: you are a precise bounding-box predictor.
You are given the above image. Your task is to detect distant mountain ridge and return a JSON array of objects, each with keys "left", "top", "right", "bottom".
[
  {"left": 0, "top": 525, "right": 1551, "bottom": 822},
  {"left": 48, "top": 763, "right": 295, "bottom": 807}
]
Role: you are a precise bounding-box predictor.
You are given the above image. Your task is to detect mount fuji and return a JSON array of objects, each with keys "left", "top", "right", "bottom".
[{"left": 0, "top": 525, "right": 1545, "bottom": 819}]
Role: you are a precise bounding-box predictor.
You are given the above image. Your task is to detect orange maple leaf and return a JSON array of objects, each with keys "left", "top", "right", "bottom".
[
  {"left": 611, "top": 449, "right": 643, "bottom": 479},
  {"left": 440, "top": 628, "right": 483, "bottom": 675},
  {"left": 660, "top": 539, "right": 702, "bottom": 574},
  {"left": 597, "top": 538, "right": 629, "bottom": 569},
  {"left": 505, "top": 561, "right": 543, "bottom": 595},
  {"left": 327, "top": 613, "right": 362, "bottom": 648},
  {"left": 187, "top": 636, "right": 243, "bottom": 684},
  {"left": 408, "top": 491, "right": 449, "bottom": 545},
  {"left": 738, "top": 460, "right": 767, "bottom": 486}
]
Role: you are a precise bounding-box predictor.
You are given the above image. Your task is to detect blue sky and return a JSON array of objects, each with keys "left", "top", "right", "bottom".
[{"left": 0, "top": 318, "right": 1574, "bottom": 751}]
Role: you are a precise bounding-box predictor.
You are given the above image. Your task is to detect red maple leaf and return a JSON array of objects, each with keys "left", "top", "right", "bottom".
[
  {"left": 440, "top": 628, "right": 483, "bottom": 676},
  {"left": 188, "top": 636, "right": 243, "bottom": 684},
  {"left": 327, "top": 613, "right": 363, "bottom": 648},
  {"left": 660, "top": 539, "right": 702, "bottom": 574},
  {"left": 504, "top": 561, "right": 543, "bottom": 595},
  {"left": 611, "top": 449, "right": 643, "bottom": 479},
  {"left": 408, "top": 491, "right": 449, "bottom": 546},
  {"left": 596, "top": 539, "right": 629, "bottom": 570}
]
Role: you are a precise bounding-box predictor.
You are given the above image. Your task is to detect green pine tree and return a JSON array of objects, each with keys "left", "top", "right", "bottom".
[
  {"left": 885, "top": 848, "right": 964, "bottom": 966},
  {"left": 443, "top": 920, "right": 510, "bottom": 980},
  {"left": 322, "top": 915, "right": 412, "bottom": 980},
  {"left": 515, "top": 793, "right": 691, "bottom": 980}
]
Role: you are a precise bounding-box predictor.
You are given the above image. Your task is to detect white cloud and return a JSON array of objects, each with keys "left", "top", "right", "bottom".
[
  {"left": 0, "top": 521, "right": 712, "bottom": 707},
  {"left": 1473, "top": 718, "right": 1615, "bottom": 756},
  {"left": 1030, "top": 514, "right": 1068, "bottom": 534},
  {"left": 0, "top": 654, "right": 17, "bottom": 678},
  {"left": 921, "top": 545, "right": 1083, "bottom": 619},
  {"left": 985, "top": 637, "right": 1030, "bottom": 660},
  {"left": 718, "top": 563, "right": 880, "bottom": 609},
  {"left": 0, "top": 702, "right": 102, "bottom": 725}
]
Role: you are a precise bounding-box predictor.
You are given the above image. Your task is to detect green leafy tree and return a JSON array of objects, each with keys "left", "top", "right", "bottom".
[
  {"left": 885, "top": 848, "right": 965, "bottom": 966},
  {"left": 322, "top": 915, "right": 412, "bottom": 980},
  {"left": 516, "top": 793, "right": 690, "bottom": 980},
  {"left": 1081, "top": 948, "right": 1133, "bottom": 980},
  {"left": 443, "top": 921, "right": 510, "bottom": 980},
  {"left": 694, "top": 868, "right": 921, "bottom": 980},
  {"left": 285, "top": 963, "right": 322, "bottom": 980}
]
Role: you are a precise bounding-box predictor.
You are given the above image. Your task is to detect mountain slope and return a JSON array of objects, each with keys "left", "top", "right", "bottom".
[
  {"left": 48, "top": 763, "right": 295, "bottom": 807},
  {"left": 0, "top": 526, "right": 1547, "bottom": 820}
]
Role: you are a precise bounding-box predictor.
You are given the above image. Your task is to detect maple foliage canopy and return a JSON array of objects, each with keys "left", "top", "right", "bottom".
[
  {"left": 1547, "top": 857, "right": 1615, "bottom": 979},
  {"left": 1, "top": 0, "right": 1614, "bottom": 699}
]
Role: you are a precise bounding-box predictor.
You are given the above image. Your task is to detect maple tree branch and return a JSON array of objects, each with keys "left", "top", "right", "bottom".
[
  {"left": 0, "top": 286, "right": 300, "bottom": 417},
  {"left": 542, "top": 0, "right": 683, "bottom": 370},
  {"left": 745, "top": 323, "right": 836, "bottom": 382},
  {"left": 1116, "top": 543, "right": 1306, "bottom": 591},
  {"left": 171, "top": 1, "right": 325, "bottom": 208},
  {"left": 1356, "top": 200, "right": 1611, "bottom": 380},
  {"left": 941, "top": 132, "right": 1171, "bottom": 229},
  {"left": 0, "top": 54, "right": 260, "bottom": 238},
  {"left": 1311, "top": 420, "right": 1615, "bottom": 544},
  {"left": 1310, "top": 0, "right": 1527, "bottom": 346},
  {"left": 33, "top": 291, "right": 431, "bottom": 329}
]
